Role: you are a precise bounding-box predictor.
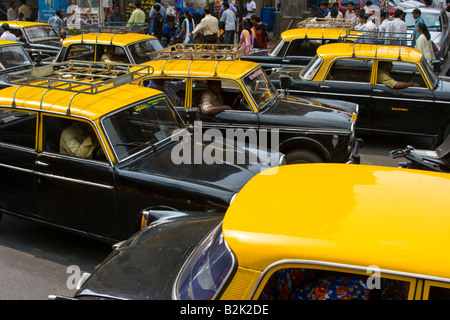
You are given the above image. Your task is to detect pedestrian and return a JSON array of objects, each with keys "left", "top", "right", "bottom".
[
  {"left": 108, "top": 5, "right": 121, "bottom": 25},
  {"left": 177, "top": 9, "right": 195, "bottom": 46},
  {"left": 390, "top": 9, "right": 407, "bottom": 45},
  {"left": 0, "top": 23, "right": 17, "bottom": 41},
  {"left": 219, "top": 0, "right": 237, "bottom": 19},
  {"left": 66, "top": 0, "right": 81, "bottom": 30},
  {"left": 190, "top": 7, "right": 219, "bottom": 44},
  {"left": 149, "top": 0, "right": 166, "bottom": 34},
  {"left": 17, "top": 0, "right": 31, "bottom": 20},
  {"left": 412, "top": 8, "right": 424, "bottom": 47},
  {"left": 344, "top": 1, "right": 356, "bottom": 22},
  {"left": 220, "top": 1, "right": 236, "bottom": 45},
  {"left": 245, "top": 0, "right": 257, "bottom": 25},
  {"left": 48, "top": 10, "right": 64, "bottom": 38},
  {"left": 151, "top": 4, "right": 164, "bottom": 40},
  {"left": 7, "top": 2, "right": 17, "bottom": 21},
  {"left": 127, "top": 1, "right": 145, "bottom": 27},
  {"left": 319, "top": 1, "right": 330, "bottom": 18},
  {"left": 238, "top": 19, "right": 255, "bottom": 52},
  {"left": 251, "top": 15, "right": 268, "bottom": 48},
  {"left": 379, "top": 11, "right": 391, "bottom": 42},
  {"left": 415, "top": 22, "right": 435, "bottom": 64}
]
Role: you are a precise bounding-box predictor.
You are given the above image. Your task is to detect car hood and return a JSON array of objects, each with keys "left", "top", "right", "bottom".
[
  {"left": 260, "top": 95, "right": 356, "bottom": 130},
  {"left": 32, "top": 39, "right": 62, "bottom": 47},
  {"left": 126, "top": 136, "right": 278, "bottom": 194},
  {"left": 241, "top": 49, "right": 271, "bottom": 57},
  {"left": 75, "top": 214, "right": 222, "bottom": 300}
]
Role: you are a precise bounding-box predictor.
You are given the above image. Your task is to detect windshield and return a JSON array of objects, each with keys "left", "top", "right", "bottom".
[
  {"left": 175, "top": 223, "right": 235, "bottom": 300},
  {"left": 299, "top": 55, "right": 323, "bottom": 80},
  {"left": 24, "top": 25, "right": 59, "bottom": 42},
  {"left": 243, "top": 68, "right": 278, "bottom": 110},
  {"left": 102, "top": 96, "right": 185, "bottom": 162},
  {"left": 0, "top": 45, "right": 33, "bottom": 70},
  {"left": 127, "top": 39, "right": 164, "bottom": 64},
  {"left": 405, "top": 12, "right": 442, "bottom": 31}
]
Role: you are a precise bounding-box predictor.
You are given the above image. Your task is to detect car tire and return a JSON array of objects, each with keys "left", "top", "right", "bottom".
[{"left": 285, "top": 149, "right": 323, "bottom": 164}]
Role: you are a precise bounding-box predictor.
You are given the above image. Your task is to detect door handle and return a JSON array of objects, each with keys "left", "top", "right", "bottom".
[
  {"left": 35, "top": 161, "right": 49, "bottom": 167},
  {"left": 373, "top": 89, "right": 383, "bottom": 93},
  {"left": 320, "top": 85, "right": 330, "bottom": 89}
]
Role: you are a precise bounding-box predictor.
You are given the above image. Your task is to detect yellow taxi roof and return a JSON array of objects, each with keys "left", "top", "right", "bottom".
[
  {"left": 0, "top": 84, "right": 162, "bottom": 121},
  {"left": 62, "top": 33, "right": 157, "bottom": 47},
  {"left": 139, "top": 59, "right": 260, "bottom": 79},
  {"left": 0, "top": 21, "right": 52, "bottom": 28},
  {"left": 280, "top": 27, "right": 358, "bottom": 42},
  {"left": 0, "top": 39, "right": 19, "bottom": 46},
  {"left": 223, "top": 164, "right": 450, "bottom": 280},
  {"left": 317, "top": 42, "right": 424, "bottom": 62}
]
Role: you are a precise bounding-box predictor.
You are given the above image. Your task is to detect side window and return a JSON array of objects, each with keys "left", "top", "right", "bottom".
[
  {"left": 327, "top": 59, "right": 372, "bottom": 83},
  {"left": 0, "top": 110, "right": 36, "bottom": 149},
  {"left": 145, "top": 78, "right": 186, "bottom": 108},
  {"left": 43, "top": 116, "right": 104, "bottom": 161},
  {"left": 65, "top": 44, "right": 95, "bottom": 61},
  {"left": 388, "top": 62, "right": 426, "bottom": 88},
  {"left": 285, "top": 39, "right": 319, "bottom": 57},
  {"left": 257, "top": 267, "right": 411, "bottom": 300},
  {"left": 97, "top": 45, "right": 130, "bottom": 63},
  {"left": 424, "top": 281, "right": 450, "bottom": 300},
  {"left": 193, "top": 79, "right": 250, "bottom": 113}
]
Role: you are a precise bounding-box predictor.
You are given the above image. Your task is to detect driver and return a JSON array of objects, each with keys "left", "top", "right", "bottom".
[
  {"left": 101, "top": 45, "right": 122, "bottom": 63},
  {"left": 200, "top": 80, "right": 232, "bottom": 115},
  {"left": 59, "top": 121, "right": 99, "bottom": 159}
]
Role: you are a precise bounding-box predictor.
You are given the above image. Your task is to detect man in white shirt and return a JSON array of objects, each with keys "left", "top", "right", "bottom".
[
  {"left": 245, "top": 0, "right": 256, "bottom": 21},
  {"left": 344, "top": 2, "right": 356, "bottom": 22},
  {"left": 1, "top": 23, "right": 17, "bottom": 41},
  {"left": 66, "top": 0, "right": 81, "bottom": 30},
  {"left": 7, "top": 2, "right": 18, "bottom": 21},
  {"left": 379, "top": 10, "right": 391, "bottom": 41},
  {"left": 390, "top": 9, "right": 407, "bottom": 45}
]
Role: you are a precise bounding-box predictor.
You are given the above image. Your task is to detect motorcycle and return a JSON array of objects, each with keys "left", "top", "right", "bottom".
[{"left": 390, "top": 136, "right": 450, "bottom": 173}]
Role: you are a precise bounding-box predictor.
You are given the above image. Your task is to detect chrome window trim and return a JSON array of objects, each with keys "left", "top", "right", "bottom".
[
  {"left": 248, "top": 259, "right": 450, "bottom": 299},
  {"left": 34, "top": 170, "right": 114, "bottom": 190}
]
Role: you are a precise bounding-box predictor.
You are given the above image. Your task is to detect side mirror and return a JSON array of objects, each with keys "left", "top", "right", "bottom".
[
  {"left": 279, "top": 74, "right": 293, "bottom": 90},
  {"left": 432, "top": 60, "right": 442, "bottom": 73},
  {"left": 186, "top": 107, "right": 200, "bottom": 125}
]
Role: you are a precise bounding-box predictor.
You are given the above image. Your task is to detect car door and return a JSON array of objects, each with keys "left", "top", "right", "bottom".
[
  {"left": 35, "top": 115, "right": 117, "bottom": 239},
  {"left": 370, "top": 60, "right": 434, "bottom": 135},
  {"left": 315, "top": 58, "right": 374, "bottom": 128},
  {"left": 0, "top": 109, "right": 39, "bottom": 218}
]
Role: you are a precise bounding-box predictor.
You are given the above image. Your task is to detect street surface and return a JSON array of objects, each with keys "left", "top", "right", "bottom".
[{"left": 0, "top": 132, "right": 434, "bottom": 300}]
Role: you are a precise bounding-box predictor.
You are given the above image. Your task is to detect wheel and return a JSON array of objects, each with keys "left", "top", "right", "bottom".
[{"left": 285, "top": 149, "right": 323, "bottom": 164}]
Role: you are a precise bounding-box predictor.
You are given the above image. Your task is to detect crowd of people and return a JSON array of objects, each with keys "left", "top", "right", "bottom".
[{"left": 310, "top": 0, "right": 444, "bottom": 65}]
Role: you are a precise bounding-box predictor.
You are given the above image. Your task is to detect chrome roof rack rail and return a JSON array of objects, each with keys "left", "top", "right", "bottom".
[
  {"left": 5, "top": 61, "right": 153, "bottom": 95},
  {"left": 149, "top": 44, "right": 252, "bottom": 61}
]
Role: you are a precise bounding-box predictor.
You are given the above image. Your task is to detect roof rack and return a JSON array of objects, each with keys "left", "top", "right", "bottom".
[
  {"left": 297, "top": 18, "right": 357, "bottom": 29},
  {"left": 5, "top": 61, "right": 154, "bottom": 115},
  {"left": 5, "top": 60, "right": 153, "bottom": 94},
  {"left": 340, "top": 29, "right": 414, "bottom": 60},
  {"left": 149, "top": 44, "right": 252, "bottom": 61},
  {"left": 78, "top": 22, "right": 149, "bottom": 35}
]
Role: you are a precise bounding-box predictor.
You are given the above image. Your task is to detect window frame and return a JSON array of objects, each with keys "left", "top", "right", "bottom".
[{"left": 251, "top": 260, "right": 417, "bottom": 300}]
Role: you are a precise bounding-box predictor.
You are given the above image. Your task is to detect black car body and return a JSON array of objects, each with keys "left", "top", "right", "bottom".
[
  {"left": 0, "top": 62, "right": 279, "bottom": 243},
  {"left": 240, "top": 27, "right": 362, "bottom": 74},
  {"left": 270, "top": 42, "right": 450, "bottom": 146},
  {"left": 0, "top": 39, "right": 35, "bottom": 89},
  {"left": 135, "top": 59, "right": 361, "bottom": 164}
]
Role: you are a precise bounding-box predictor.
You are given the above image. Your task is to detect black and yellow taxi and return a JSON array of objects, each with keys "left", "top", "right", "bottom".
[
  {"left": 0, "top": 62, "right": 280, "bottom": 243},
  {"left": 58, "top": 163, "right": 450, "bottom": 300},
  {"left": 53, "top": 32, "right": 163, "bottom": 65},
  {"left": 131, "top": 50, "right": 361, "bottom": 164},
  {"left": 0, "top": 21, "right": 62, "bottom": 60},
  {"left": 0, "top": 39, "right": 35, "bottom": 89},
  {"left": 270, "top": 42, "right": 450, "bottom": 147}
]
